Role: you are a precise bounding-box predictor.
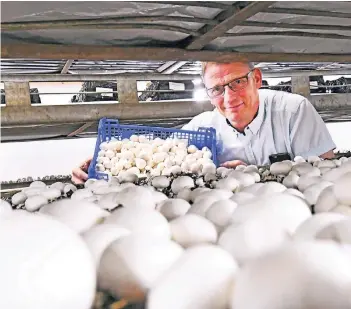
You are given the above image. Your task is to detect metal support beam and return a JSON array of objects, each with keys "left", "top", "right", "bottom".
[
  {"left": 2, "top": 94, "right": 351, "bottom": 126},
  {"left": 311, "top": 94, "right": 351, "bottom": 109},
  {"left": 116, "top": 79, "right": 139, "bottom": 104},
  {"left": 3, "top": 44, "right": 351, "bottom": 62},
  {"left": 162, "top": 61, "right": 188, "bottom": 74},
  {"left": 186, "top": 2, "right": 276, "bottom": 50},
  {"left": 156, "top": 61, "right": 177, "bottom": 73},
  {"left": 263, "top": 7, "right": 351, "bottom": 19},
  {"left": 61, "top": 60, "right": 74, "bottom": 74},
  {"left": 1, "top": 73, "right": 198, "bottom": 82},
  {"left": 67, "top": 122, "right": 95, "bottom": 137},
  {"left": 291, "top": 76, "right": 311, "bottom": 97},
  {"left": 1, "top": 101, "right": 214, "bottom": 126},
  {"left": 4, "top": 82, "right": 31, "bottom": 106},
  {"left": 2, "top": 69, "right": 351, "bottom": 82}
]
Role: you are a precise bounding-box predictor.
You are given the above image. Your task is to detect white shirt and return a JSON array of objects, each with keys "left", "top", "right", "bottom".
[{"left": 182, "top": 89, "right": 336, "bottom": 166}]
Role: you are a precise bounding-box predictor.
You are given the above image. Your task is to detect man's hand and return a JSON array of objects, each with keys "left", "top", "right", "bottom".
[
  {"left": 320, "top": 149, "right": 335, "bottom": 160},
  {"left": 71, "top": 157, "right": 93, "bottom": 184},
  {"left": 220, "top": 160, "right": 247, "bottom": 168}
]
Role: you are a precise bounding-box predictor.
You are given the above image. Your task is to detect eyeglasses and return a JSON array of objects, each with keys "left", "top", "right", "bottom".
[{"left": 205, "top": 70, "right": 254, "bottom": 99}]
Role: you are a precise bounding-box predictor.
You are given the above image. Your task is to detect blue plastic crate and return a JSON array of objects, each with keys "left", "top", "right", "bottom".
[{"left": 88, "top": 118, "right": 217, "bottom": 180}]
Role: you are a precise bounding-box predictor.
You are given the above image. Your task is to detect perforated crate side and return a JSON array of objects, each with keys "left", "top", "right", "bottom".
[{"left": 88, "top": 118, "right": 217, "bottom": 180}]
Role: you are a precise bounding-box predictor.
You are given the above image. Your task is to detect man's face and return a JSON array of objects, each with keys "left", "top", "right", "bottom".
[{"left": 203, "top": 62, "right": 262, "bottom": 130}]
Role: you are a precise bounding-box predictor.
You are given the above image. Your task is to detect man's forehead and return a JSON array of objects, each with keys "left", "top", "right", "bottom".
[{"left": 203, "top": 62, "right": 250, "bottom": 88}]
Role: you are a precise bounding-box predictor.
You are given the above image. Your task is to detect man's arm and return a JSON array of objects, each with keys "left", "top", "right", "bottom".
[{"left": 289, "top": 98, "right": 336, "bottom": 159}]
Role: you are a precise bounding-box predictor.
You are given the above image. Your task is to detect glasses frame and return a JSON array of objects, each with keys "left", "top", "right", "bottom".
[{"left": 205, "top": 69, "right": 254, "bottom": 99}]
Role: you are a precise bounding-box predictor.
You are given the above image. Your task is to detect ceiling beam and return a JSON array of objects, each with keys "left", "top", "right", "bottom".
[
  {"left": 3, "top": 43, "right": 350, "bottom": 62},
  {"left": 1, "top": 101, "right": 214, "bottom": 126},
  {"left": 156, "top": 61, "right": 177, "bottom": 73},
  {"left": 144, "top": 1, "right": 231, "bottom": 10},
  {"left": 263, "top": 7, "right": 351, "bottom": 19},
  {"left": 67, "top": 122, "right": 95, "bottom": 137},
  {"left": 223, "top": 31, "right": 351, "bottom": 40},
  {"left": 1, "top": 73, "right": 198, "bottom": 82},
  {"left": 159, "top": 61, "right": 188, "bottom": 74},
  {"left": 61, "top": 60, "right": 74, "bottom": 74},
  {"left": 0, "top": 15, "right": 218, "bottom": 31},
  {"left": 241, "top": 20, "right": 351, "bottom": 32},
  {"left": 3, "top": 69, "right": 351, "bottom": 82},
  {"left": 157, "top": 2, "right": 275, "bottom": 74},
  {"left": 185, "top": 1, "right": 276, "bottom": 50}
]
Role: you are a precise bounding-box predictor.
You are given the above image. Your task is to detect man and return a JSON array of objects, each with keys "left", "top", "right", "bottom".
[{"left": 72, "top": 61, "right": 335, "bottom": 184}]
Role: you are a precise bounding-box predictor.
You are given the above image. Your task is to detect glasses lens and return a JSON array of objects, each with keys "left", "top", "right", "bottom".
[
  {"left": 229, "top": 77, "right": 248, "bottom": 91},
  {"left": 207, "top": 85, "right": 224, "bottom": 98}
]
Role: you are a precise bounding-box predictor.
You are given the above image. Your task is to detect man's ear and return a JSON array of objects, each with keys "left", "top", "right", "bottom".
[{"left": 253, "top": 68, "right": 263, "bottom": 89}]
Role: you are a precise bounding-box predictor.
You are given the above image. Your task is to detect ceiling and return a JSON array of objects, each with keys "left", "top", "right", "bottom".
[{"left": 1, "top": 1, "right": 351, "bottom": 64}]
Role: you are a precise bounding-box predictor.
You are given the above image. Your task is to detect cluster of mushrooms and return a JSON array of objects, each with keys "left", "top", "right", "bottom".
[
  {"left": 1, "top": 149, "right": 351, "bottom": 309},
  {"left": 95, "top": 136, "right": 216, "bottom": 178}
]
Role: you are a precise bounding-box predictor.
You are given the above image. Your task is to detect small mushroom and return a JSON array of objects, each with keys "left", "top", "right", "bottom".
[
  {"left": 25, "top": 195, "right": 49, "bottom": 212},
  {"left": 152, "top": 176, "right": 171, "bottom": 189},
  {"left": 171, "top": 176, "right": 194, "bottom": 194},
  {"left": 169, "top": 214, "right": 217, "bottom": 248}
]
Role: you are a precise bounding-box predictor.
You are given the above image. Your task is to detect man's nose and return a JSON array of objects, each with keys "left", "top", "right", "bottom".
[{"left": 223, "top": 85, "right": 239, "bottom": 103}]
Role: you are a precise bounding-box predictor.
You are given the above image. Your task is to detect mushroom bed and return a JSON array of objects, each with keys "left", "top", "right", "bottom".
[{"left": 2, "top": 154, "right": 351, "bottom": 309}]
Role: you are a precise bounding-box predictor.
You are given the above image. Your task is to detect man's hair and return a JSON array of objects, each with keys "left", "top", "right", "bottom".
[{"left": 201, "top": 61, "right": 255, "bottom": 78}]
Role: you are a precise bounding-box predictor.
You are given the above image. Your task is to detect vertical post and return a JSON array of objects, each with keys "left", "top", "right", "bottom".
[
  {"left": 4, "top": 82, "right": 31, "bottom": 106},
  {"left": 291, "top": 76, "right": 310, "bottom": 97},
  {"left": 117, "top": 79, "right": 139, "bottom": 104}
]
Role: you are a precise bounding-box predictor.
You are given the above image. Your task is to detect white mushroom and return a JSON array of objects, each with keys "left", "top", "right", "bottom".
[
  {"left": 50, "top": 182, "right": 65, "bottom": 193},
  {"left": 171, "top": 176, "right": 195, "bottom": 194},
  {"left": 169, "top": 214, "right": 218, "bottom": 248},
  {"left": 29, "top": 180, "right": 46, "bottom": 188},
  {"left": 315, "top": 186, "right": 339, "bottom": 213},
  {"left": 231, "top": 193, "right": 311, "bottom": 234},
  {"left": 0, "top": 211, "right": 96, "bottom": 309},
  {"left": 71, "top": 188, "right": 93, "bottom": 201},
  {"left": 152, "top": 176, "right": 170, "bottom": 189},
  {"left": 282, "top": 172, "right": 300, "bottom": 188},
  {"left": 157, "top": 199, "right": 191, "bottom": 220},
  {"left": 39, "top": 199, "right": 109, "bottom": 233},
  {"left": 205, "top": 199, "right": 237, "bottom": 229},
  {"left": 25, "top": 195, "right": 49, "bottom": 212},
  {"left": 294, "top": 212, "right": 346, "bottom": 241},
  {"left": 187, "top": 145, "right": 198, "bottom": 154},
  {"left": 147, "top": 245, "right": 238, "bottom": 309},
  {"left": 229, "top": 192, "right": 255, "bottom": 204},
  {"left": 214, "top": 177, "right": 240, "bottom": 192},
  {"left": 98, "top": 235, "right": 183, "bottom": 302},
  {"left": 269, "top": 161, "right": 292, "bottom": 176},
  {"left": 11, "top": 192, "right": 27, "bottom": 205},
  {"left": 255, "top": 182, "right": 286, "bottom": 196},
  {"left": 297, "top": 175, "right": 322, "bottom": 192},
  {"left": 316, "top": 218, "right": 351, "bottom": 244},
  {"left": 333, "top": 172, "right": 351, "bottom": 205},
  {"left": 103, "top": 207, "right": 171, "bottom": 240},
  {"left": 231, "top": 241, "right": 351, "bottom": 309},
  {"left": 302, "top": 181, "right": 333, "bottom": 206},
  {"left": 41, "top": 188, "right": 62, "bottom": 200},
  {"left": 331, "top": 205, "right": 351, "bottom": 216},
  {"left": 218, "top": 216, "right": 291, "bottom": 265},
  {"left": 283, "top": 188, "right": 305, "bottom": 199},
  {"left": 0, "top": 200, "right": 12, "bottom": 216},
  {"left": 63, "top": 184, "right": 77, "bottom": 195},
  {"left": 81, "top": 224, "right": 131, "bottom": 267}
]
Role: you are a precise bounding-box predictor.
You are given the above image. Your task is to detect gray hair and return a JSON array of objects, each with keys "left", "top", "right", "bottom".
[{"left": 201, "top": 61, "right": 255, "bottom": 78}]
